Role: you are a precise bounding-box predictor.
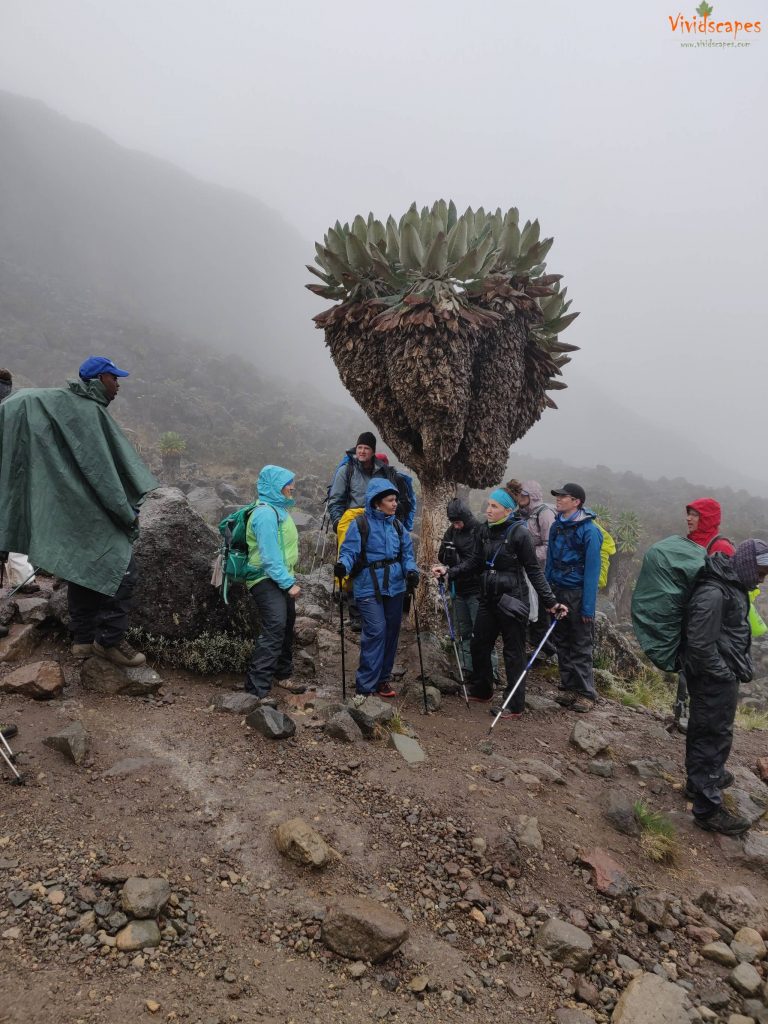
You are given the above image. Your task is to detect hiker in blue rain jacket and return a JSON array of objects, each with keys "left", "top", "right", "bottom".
[
  {"left": 546, "top": 483, "right": 603, "bottom": 713},
  {"left": 334, "top": 478, "right": 419, "bottom": 705}
]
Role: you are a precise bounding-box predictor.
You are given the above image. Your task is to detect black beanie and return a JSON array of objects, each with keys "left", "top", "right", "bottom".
[{"left": 356, "top": 431, "right": 376, "bottom": 450}]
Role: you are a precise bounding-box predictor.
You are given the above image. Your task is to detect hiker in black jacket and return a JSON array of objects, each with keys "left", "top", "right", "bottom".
[
  {"left": 435, "top": 487, "right": 567, "bottom": 719},
  {"left": 436, "top": 498, "right": 496, "bottom": 678},
  {"left": 683, "top": 538, "right": 768, "bottom": 835}
]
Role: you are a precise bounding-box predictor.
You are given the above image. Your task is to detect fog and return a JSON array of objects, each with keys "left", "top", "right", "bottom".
[{"left": 1, "top": 0, "right": 766, "bottom": 490}]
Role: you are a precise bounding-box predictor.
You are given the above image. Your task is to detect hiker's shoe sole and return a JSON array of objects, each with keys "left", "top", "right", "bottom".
[
  {"left": 468, "top": 696, "right": 493, "bottom": 704},
  {"left": 694, "top": 813, "right": 750, "bottom": 836},
  {"left": 1, "top": 724, "right": 19, "bottom": 740},
  {"left": 71, "top": 643, "right": 95, "bottom": 658},
  {"left": 92, "top": 642, "right": 146, "bottom": 667},
  {"left": 572, "top": 698, "right": 595, "bottom": 713},
  {"left": 555, "top": 693, "right": 577, "bottom": 707},
  {"left": 275, "top": 680, "right": 307, "bottom": 694}
]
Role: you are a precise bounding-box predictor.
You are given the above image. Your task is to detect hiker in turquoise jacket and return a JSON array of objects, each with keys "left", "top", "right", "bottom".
[{"left": 244, "top": 465, "right": 301, "bottom": 698}]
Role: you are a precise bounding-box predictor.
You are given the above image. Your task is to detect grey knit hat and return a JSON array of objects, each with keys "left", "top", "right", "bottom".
[{"left": 733, "top": 539, "right": 768, "bottom": 590}]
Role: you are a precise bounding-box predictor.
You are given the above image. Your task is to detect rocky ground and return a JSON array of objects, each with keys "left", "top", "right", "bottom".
[{"left": 2, "top": 581, "right": 768, "bottom": 1024}]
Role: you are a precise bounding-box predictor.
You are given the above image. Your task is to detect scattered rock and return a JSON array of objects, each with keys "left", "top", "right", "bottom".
[
  {"left": 325, "top": 710, "right": 364, "bottom": 744},
  {"left": 632, "top": 893, "right": 668, "bottom": 929},
  {"left": 43, "top": 721, "right": 90, "bottom": 765},
  {"left": 580, "top": 848, "right": 633, "bottom": 898},
  {"left": 554, "top": 1010, "right": 595, "bottom": 1024},
  {"left": 14, "top": 597, "right": 50, "bottom": 624},
  {"left": 589, "top": 759, "right": 614, "bottom": 778},
  {"left": 605, "top": 790, "right": 641, "bottom": 837},
  {"left": 730, "top": 962, "right": 762, "bottom": 997},
  {"left": 80, "top": 658, "right": 162, "bottom": 696},
  {"left": 212, "top": 693, "right": 262, "bottom": 715},
  {"left": 120, "top": 877, "right": 170, "bottom": 918},
  {"left": 611, "top": 972, "right": 689, "bottom": 1023},
  {"left": 525, "top": 693, "right": 559, "bottom": 712},
  {"left": 0, "top": 623, "right": 42, "bottom": 664},
  {"left": 725, "top": 789, "right": 766, "bottom": 827},
  {"left": 512, "top": 815, "right": 543, "bottom": 852},
  {"left": 389, "top": 733, "right": 426, "bottom": 764},
  {"left": 535, "top": 918, "right": 593, "bottom": 971},
  {"left": 348, "top": 961, "right": 367, "bottom": 979},
  {"left": 346, "top": 697, "right": 394, "bottom": 736},
  {"left": 1, "top": 660, "right": 63, "bottom": 699},
  {"left": 144, "top": 1000, "right": 161, "bottom": 1014},
  {"left": 408, "top": 975, "right": 429, "bottom": 994},
  {"left": 95, "top": 863, "right": 145, "bottom": 884},
  {"left": 514, "top": 758, "right": 565, "bottom": 785},
  {"left": 741, "top": 832, "right": 768, "bottom": 876},
  {"left": 618, "top": 954, "right": 641, "bottom": 973},
  {"left": 102, "top": 757, "right": 160, "bottom": 778},
  {"left": 756, "top": 757, "right": 768, "bottom": 784},
  {"left": 246, "top": 706, "right": 296, "bottom": 740},
  {"left": 570, "top": 721, "right": 610, "bottom": 757},
  {"left": 423, "top": 685, "right": 442, "bottom": 712},
  {"left": 731, "top": 927, "right": 766, "bottom": 963},
  {"left": 274, "top": 818, "right": 333, "bottom": 868},
  {"left": 429, "top": 674, "right": 459, "bottom": 695},
  {"left": 627, "top": 758, "right": 677, "bottom": 779},
  {"left": 702, "top": 941, "right": 738, "bottom": 967},
  {"left": 115, "top": 919, "right": 162, "bottom": 952},
  {"left": 321, "top": 897, "right": 409, "bottom": 963}
]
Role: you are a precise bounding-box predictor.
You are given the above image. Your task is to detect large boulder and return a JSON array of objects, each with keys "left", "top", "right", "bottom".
[
  {"left": 120, "top": 877, "right": 171, "bottom": 918},
  {"left": 80, "top": 658, "right": 162, "bottom": 697},
  {"left": 594, "top": 613, "right": 647, "bottom": 681},
  {"left": 185, "top": 485, "right": 225, "bottom": 525},
  {"left": 611, "top": 972, "right": 689, "bottom": 1023},
  {"left": 131, "top": 487, "right": 250, "bottom": 640}
]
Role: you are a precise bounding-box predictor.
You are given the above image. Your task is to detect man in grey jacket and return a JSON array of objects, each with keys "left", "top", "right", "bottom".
[{"left": 328, "top": 432, "right": 389, "bottom": 530}]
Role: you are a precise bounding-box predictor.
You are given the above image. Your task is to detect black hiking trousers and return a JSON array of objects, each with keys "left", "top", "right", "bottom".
[
  {"left": 245, "top": 580, "right": 295, "bottom": 697},
  {"left": 550, "top": 586, "right": 597, "bottom": 701},
  {"left": 685, "top": 671, "right": 739, "bottom": 818},
  {"left": 67, "top": 553, "right": 138, "bottom": 647},
  {"left": 470, "top": 596, "right": 527, "bottom": 712}
]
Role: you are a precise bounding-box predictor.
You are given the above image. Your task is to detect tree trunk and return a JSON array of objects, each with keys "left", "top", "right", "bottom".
[{"left": 414, "top": 477, "right": 455, "bottom": 627}]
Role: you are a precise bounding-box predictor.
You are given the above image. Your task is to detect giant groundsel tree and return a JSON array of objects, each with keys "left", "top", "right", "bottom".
[{"left": 308, "top": 201, "right": 580, "bottom": 566}]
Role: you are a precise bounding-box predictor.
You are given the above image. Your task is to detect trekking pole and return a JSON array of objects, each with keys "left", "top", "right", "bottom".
[
  {"left": 310, "top": 508, "right": 329, "bottom": 574},
  {"left": 411, "top": 596, "right": 430, "bottom": 714},
  {"left": 338, "top": 582, "right": 347, "bottom": 702},
  {"left": 0, "top": 731, "right": 24, "bottom": 785},
  {"left": 5, "top": 568, "right": 38, "bottom": 599},
  {"left": 437, "top": 579, "right": 469, "bottom": 709},
  {"left": 488, "top": 619, "right": 558, "bottom": 734}
]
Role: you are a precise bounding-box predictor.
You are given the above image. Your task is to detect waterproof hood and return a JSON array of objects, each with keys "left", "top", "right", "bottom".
[
  {"left": 67, "top": 378, "right": 111, "bottom": 406},
  {"left": 687, "top": 497, "right": 722, "bottom": 546},
  {"left": 256, "top": 465, "right": 296, "bottom": 508},
  {"left": 365, "top": 477, "right": 399, "bottom": 515},
  {"left": 521, "top": 480, "right": 544, "bottom": 505},
  {"left": 446, "top": 498, "right": 477, "bottom": 527}
]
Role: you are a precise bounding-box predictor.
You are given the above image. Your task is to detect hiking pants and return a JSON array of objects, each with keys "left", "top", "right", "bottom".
[
  {"left": 551, "top": 586, "right": 597, "bottom": 700},
  {"left": 452, "top": 592, "right": 498, "bottom": 677},
  {"left": 685, "top": 671, "right": 739, "bottom": 817},
  {"left": 245, "top": 580, "right": 295, "bottom": 696},
  {"left": 67, "top": 553, "right": 138, "bottom": 647},
  {"left": 470, "top": 597, "right": 526, "bottom": 711},
  {"left": 355, "top": 593, "right": 404, "bottom": 694}
]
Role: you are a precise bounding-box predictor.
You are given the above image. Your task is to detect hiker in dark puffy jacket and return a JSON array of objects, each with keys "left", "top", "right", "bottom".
[
  {"left": 682, "top": 539, "right": 768, "bottom": 836},
  {"left": 546, "top": 483, "right": 603, "bottom": 713},
  {"left": 436, "top": 486, "right": 566, "bottom": 719},
  {"left": 335, "top": 478, "right": 419, "bottom": 705},
  {"left": 436, "top": 497, "right": 496, "bottom": 677},
  {"left": 510, "top": 480, "right": 557, "bottom": 659},
  {"left": 675, "top": 497, "right": 736, "bottom": 728}
]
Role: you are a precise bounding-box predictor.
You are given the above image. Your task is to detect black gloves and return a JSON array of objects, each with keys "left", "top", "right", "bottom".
[
  {"left": 406, "top": 570, "right": 420, "bottom": 593},
  {"left": 333, "top": 561, "right": 347, "bottom": 581}
]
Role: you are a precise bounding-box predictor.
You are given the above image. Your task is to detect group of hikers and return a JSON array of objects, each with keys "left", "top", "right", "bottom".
[{"left": 1, "top": 358, "right": 767, "bottom": 840}]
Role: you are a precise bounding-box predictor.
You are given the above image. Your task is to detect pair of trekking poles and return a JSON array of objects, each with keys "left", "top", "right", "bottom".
[
  {"left": 333, "top": 573, "right": 432, "bottom": 713},
  {"left": 437, "top": 576, "right": 560, "bottom": 734}
]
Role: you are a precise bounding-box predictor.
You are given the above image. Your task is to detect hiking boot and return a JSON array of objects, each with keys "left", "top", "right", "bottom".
[
  {"left": 377, "top": 682, "right": 398, "bottom": 699},
  {"left": 71, "top": 642, "right": 95, "bottom": 658},
  {"left": 274, "top": 679, "right": 306, "bottom": 694},
  {"left": 1, "top": 723, "right": 18, "bottom": 740},
  {"left": 683, "top": 770, "right": 734, "bottom": 801},
  {"left": 93, "top": 639, "right": 146, "bottom": 667},
  {"left": 571, "top": 694, "right": 595, "bottom": 713},
  {"left": 555, "top": 691, "right": 576, "bottom": 707},
  {"left": 694, "top": 808, "right": 751, "bottom": 836},
  {"left": 468, "top": 692, "right": 493, "bottom": 704},
  {"left": 489, "top": 704, "right": 523, "bottom": 720}
]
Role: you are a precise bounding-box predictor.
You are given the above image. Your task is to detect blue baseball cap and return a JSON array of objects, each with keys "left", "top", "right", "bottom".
[{"left": 78, "top": 356, "right": 130, "bottom": 381}]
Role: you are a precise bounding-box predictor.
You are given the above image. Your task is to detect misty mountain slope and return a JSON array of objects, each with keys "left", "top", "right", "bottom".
[
  {"left": 515, "top": 364, "right": 768, "bottom": 498},
  {"left": 0, "top": 257, "right": 362, "bottom": 478},
  {"left": 0, "top": 89, "right": 336, "bottom": 388}
]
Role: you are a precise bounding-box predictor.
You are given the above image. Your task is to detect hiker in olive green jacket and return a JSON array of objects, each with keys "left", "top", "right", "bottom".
[
  {"left": 0, "top": 356, "right": 157, "bottom": 666},
  {"left": 244, "top": 465, "right": 302, "bottom": 698}
]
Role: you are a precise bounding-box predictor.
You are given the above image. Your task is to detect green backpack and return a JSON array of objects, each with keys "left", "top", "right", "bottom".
[
  {"left": 630, "top": 534, "right": 724, "bottom": 672},
  {"left": 217, "top": 502, "right": 278, "bottom": 603}
]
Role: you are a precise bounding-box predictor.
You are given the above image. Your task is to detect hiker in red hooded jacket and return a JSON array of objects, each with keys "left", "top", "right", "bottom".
[
  {"left": 675, "top": 498, "right": 735, "bottom": 730},
  {"left": 686, "top": 499, "right": 735, "bottom": 557}
]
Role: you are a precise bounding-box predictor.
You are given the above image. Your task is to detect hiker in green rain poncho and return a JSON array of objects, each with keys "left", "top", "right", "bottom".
[{"left": 0, "top": 356, "right": 158, "bottom": 666}]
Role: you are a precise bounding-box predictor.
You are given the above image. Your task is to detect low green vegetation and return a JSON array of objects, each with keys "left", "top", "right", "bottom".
[
  {"left": 735, "top": 706, "right": 768, "bottom": 731},
  {"left": 595, "top": 667, "right": 674, "bottom": 713},
  {"left": 126, "top": 628, "right": 252, "bottom": 674},
  {"left": 634, "top": 800, "right": 679, "bottom": 864}
]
